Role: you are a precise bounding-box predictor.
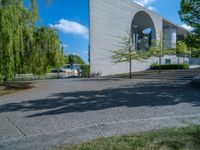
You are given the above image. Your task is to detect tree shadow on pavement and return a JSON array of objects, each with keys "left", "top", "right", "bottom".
[{"left": 0, "top": 80, "right": 199, "bottom": 117}]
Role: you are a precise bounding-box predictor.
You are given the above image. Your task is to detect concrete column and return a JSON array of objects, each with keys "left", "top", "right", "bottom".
[{"left": 164, "top": 26, "right": 177, "bottom": 49}]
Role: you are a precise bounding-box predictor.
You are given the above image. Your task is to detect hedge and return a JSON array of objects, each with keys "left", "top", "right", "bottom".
[
  {"left": 81, "top": 65, "right": 90, "bottom": 78},
  {"left": 150, "top": 64, "right": 189, "bottom": 70}
]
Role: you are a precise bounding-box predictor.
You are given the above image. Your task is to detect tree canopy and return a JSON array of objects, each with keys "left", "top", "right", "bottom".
[
  {"left": 179, "top": 0, "right": 200, "bottom": 49},
  {"left": 111, "top": 32, "right": 150, "bottom": 78},
  {"left": 148, "top": 33, "right": 175, "bottom": 72},
  {"left": 0, "top": 0, "right": 65, "bottom": 82},
  {"left": 175, "top": 41, "right": 189, "bottom": 64},
  {"left": 179, "top": 0, "right": 200, "bottom": 35},
  {"left": 66, "top": 55, "right": 85, "bottom": 65},
  {"left": 176, "top": 41, "right": 189, "bottom": 56}
]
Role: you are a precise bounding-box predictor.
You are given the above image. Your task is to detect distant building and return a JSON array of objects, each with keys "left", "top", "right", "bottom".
[{"left": 89, "top": 0, "right": 190, "bottom": 76}]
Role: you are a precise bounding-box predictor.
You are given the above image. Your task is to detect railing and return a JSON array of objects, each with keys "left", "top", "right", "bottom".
[{"left": 190, "top": 57, "right": 200, "bottom": 65}]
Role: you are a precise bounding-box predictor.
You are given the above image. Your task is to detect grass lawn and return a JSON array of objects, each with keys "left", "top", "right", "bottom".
[
  {"left": 0, "top": 82, "right": 34, "bottom": 97},
  {"left": 58, "top": 126, "right": 200, "bottom": 150}
]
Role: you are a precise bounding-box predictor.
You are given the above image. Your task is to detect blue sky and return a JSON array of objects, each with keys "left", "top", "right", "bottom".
[{"left": 37, "top": 0, "right": 191, "bottom": 63}]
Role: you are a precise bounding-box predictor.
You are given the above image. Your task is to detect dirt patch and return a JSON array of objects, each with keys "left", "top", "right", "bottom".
[
  {"left": 0, "top": 86, "right": 5, "bottom": 90},
  {"left": 0, "top": 82, "right": 35, "bottom": 96},
  {"left": 2, "top": 82, "right": 34, "bottom": 89}
]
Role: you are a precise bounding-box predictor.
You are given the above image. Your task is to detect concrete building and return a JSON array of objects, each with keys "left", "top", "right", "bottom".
[{"left": 89, "top": 0, "right": 189, "bottom": 76}]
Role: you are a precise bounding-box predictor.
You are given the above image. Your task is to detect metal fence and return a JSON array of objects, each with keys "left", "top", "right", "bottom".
[{"left": 190, "top": 57, "right": 200, "bottom": 65}]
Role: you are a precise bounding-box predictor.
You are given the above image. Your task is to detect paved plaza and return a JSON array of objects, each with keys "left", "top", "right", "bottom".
[{"left": 0, "top": 69, "right": 200, "bottom": 150}]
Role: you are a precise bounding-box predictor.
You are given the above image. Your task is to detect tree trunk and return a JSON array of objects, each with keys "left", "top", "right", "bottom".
[
  {"left": 57, "top": 69, "right": 60, "bottom": 79},
  {"left": 190, "top": 47, "right": 192, "bottom": 65},
  {"left": 159, "top": 57, "right": 162, "bottom": 74},
  {"left": 129, "top": 58, "right": 132, "bottom": 79},
  {"left": 178, "top": 54, "right": 180, "bottom": 65}
]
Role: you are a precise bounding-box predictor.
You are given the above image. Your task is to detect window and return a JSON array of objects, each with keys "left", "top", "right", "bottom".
[{"left": 165, "top": 59, "right": 171, "bottom": 65}]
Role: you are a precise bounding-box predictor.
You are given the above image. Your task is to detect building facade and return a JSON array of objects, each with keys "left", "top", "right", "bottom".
[{"left": 89, "top": 0, "right": 189, "bottom": 76}]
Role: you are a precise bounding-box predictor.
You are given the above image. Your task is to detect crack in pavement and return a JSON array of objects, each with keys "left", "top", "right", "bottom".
[
  {"left": 95, "top": 124, "right": 105, "bottom": 138},
  {"left": 176, "top": 118, "right": 198, "bottom": 126},
  {"left": 4, "top": 115, "right": 27, "bottom": 137}
]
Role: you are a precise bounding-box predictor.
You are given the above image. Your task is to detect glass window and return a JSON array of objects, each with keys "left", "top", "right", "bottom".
[{"left": 165, "top": 59, "right": 171, "bottom": 65}]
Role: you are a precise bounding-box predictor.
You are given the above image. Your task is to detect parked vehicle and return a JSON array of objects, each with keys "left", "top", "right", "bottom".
[{"left": 51, "top": 64, "right": 82, "bottom": 78}]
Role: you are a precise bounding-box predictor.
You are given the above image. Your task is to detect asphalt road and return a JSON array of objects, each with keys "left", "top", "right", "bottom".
[{"left": 0, "top": 68, "right": 200, "bottom": 150}]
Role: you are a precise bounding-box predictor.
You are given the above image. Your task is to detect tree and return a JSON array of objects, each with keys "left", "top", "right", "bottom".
[
  {"left": 149, "top": 34, "right": 174, "bottom": 73},
  {"left": 191, "top": 48, "right": 200, "bottom": 58},
  {"left": 0, "top": 0, "right": 65, "bottom": 82},
  {"left": 81, "top": 65, "right": 90, "bottom": 78},
  {"left": 184, "top": 34, "right": 200, "bottom": 48},
  {"left": 0, "top": 0, "right": 31, "bottom": 81},
  {"left": 179, "top": 0, "right": 200, "bottom": 35},
  {"left": 179, "top": 0, "right": 200, "bottom": 48},
  {"left": 176, "top": 41, "right": 189, "bottom": 64},
  {"left": 66, "top": 55, "right": 85, "bottom": 65},
  {"left": 111, "top": 33, "right": 150, "bottom": 79},
  {"left": 31, "top": 27, "right": 65, "bottom": 76},
  {"left": 184, "top": 35, "right": 200, "bottom": 58}
]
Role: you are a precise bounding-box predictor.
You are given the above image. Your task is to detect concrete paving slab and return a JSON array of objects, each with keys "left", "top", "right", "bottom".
[
  {"left": 178, "top": 114, "right": 200, "bottom": 125},
  {"left": 0, "top": 115, "right": 24, "bottom": 141},
  {"left": 0, "top": 126, "right": 101, "bottom": 150},
  {"left": 97, "top": 116, "right": 189, "bottom": 137}
]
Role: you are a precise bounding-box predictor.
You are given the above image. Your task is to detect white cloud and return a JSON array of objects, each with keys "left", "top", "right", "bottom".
[
  {"left": 72, "top": 53, "right": 79, "bottom": 55},
  {"left": 181, "top": 24, "right": 193, "bottom": 31},
  {"left": 133, "top": 0, "right": 157, "bottom": 12},
  {"left": 133, "top": 0, "right": 155, "bottom": 7},
  {"left": 63, "top": 44, "right": 68, "bottom": 48},
  {"left": 83, "top": 50, "right": 88, "bottom": 54},
  {"left": 50, "top": 19, "right": 88, "bottom": 39},
  {"left": 147, "top": 6, "right": 157, "bottom": 11}
]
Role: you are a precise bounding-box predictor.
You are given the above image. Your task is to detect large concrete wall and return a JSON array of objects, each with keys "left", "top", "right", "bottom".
[{"left": 89, "top": 0, "right": 163, "bottom": 76}]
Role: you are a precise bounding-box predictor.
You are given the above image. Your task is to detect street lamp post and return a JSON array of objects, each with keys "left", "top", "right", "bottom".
[
  {"left": 129, "top": 25, "right": 138, "bottom": 79},
  {"left": 133, "top": 25, "right": 138, "bottom": 50}
]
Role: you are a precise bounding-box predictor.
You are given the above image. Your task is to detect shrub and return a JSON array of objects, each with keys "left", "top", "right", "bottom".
[
  {"left": 81, "top": 65, "right": 90, "bottom": 78},
  {"left": 150, "top": 64, "right": 189, "bottom": 70}
]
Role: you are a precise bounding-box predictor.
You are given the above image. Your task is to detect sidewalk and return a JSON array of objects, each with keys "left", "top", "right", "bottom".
[{"left": 1, "top": 113, "right": 200, "bottom": 150}]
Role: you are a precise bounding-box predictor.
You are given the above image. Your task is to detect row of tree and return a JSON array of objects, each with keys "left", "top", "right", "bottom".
[
  {"left": 111, "top": 0, "right": 200, "bottom": 78},
  {"left": 111, "top": 33, "right": 189, "bottom": 78},
  {"left": 0, "top": 0, "right": 65, "bottom": 82}
]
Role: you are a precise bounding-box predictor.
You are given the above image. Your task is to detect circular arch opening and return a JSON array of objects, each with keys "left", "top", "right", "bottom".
[{"left": 131, "top": 11, "right": 156, "bottom": 50}]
